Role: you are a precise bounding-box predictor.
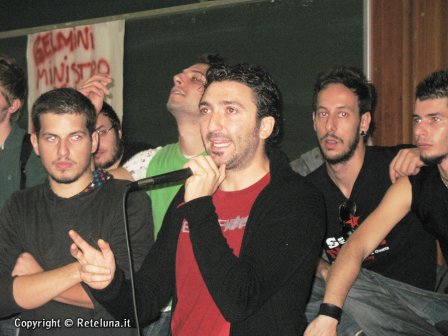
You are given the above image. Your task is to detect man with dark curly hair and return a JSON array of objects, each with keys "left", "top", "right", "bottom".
[{"left": 70, "top": 63, "right": 326, "bottom": 336}]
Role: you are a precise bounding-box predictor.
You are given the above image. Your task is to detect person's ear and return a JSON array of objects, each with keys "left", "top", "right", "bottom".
[
  {"left": 30, "top": 133, "right": 40, "bottom": 156},
  {"left": 8, "top": 98, "right": 21, "bottom": 115},
  {"left": 360, "top": 112, "right": 371, "bottom": 136},
  {"left": 259, "top": 116, "right": 275, "bottom": 140},
  {"left": 91, "top": 131, "right": 99, "bottom": 154}
]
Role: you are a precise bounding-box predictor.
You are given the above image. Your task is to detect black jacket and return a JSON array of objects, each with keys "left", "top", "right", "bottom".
[{"left": 93, "top": 149, "right": 325, "bottom": 335}]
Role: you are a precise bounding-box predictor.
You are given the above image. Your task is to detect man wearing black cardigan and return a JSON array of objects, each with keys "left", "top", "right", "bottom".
[{"left": 70, "top": 63, "right": 325, "bottom": 335}]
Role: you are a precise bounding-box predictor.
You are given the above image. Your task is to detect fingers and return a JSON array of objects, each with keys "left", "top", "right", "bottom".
[
  {"left": 389, "top": 148, "right": 424, "bottom": 183},
  {"left": 81, "top": 263, "right": 111, "bottom": 276},
  {"left": 79, "top": 264, "right": 112, "bottom": 289},
  {"left": 97, "top": 239, "right": 114, "bottom": 261},
  {"left": 69, "top": 230, "right": 93, "bottom": 252},
  {"left": 183, "top": 156, "right": 224, "bottom": 202},
  {"left": 304, "top": 315, "right": 338, "bottom": 336},
  {"left": 76, "top": 74, "right": 112, "bottom": 113},
  {"left": 389, "top": 155, "right": 399, "bottom": 183},
  {"left": 76, "top": 74, "right": 112, "bottom": 94},
  {"left": 217, "top": 164, "right": 226, "bottom": 185},
  {"left": 186, "top": 155, "right": 220, "bottom": 179},
  {"left": 70, "top": 243, "right": 83, "bottom": 262}
]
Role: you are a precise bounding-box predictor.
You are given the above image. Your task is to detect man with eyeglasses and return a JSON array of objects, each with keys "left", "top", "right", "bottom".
[
  {"left": 303, "top": 67, "right": 438, "bottom": 336},
  {"left": 94, "top": 102, "right": 151, "bottom": 170}
]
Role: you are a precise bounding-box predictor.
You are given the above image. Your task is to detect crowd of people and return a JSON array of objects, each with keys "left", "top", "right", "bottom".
[{"left": 0, "top": 53, "right": 447, "bottom": 336}]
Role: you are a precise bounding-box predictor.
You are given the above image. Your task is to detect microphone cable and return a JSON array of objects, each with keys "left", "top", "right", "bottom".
[
  {"left": 122, "top": 185, "right": 142, "bottom": 336},
  {"left": 121, "top": 167, "right": 192, "bottom": 336}
]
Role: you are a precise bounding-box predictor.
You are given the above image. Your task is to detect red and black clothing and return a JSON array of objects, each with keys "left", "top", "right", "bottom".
[
  {"left": 92, "top": 149, "right": 326, "bottom": 335},
  {"left": 307, "top": 146, "right": 437, "bottom": 290}
]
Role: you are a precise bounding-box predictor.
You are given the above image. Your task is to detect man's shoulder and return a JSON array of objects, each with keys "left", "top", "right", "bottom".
[
  {"left": 270, "top": 159, "right": 324, "bottom": 209},
  {"left": 3, "top": 123, "right": 26, "bottom": 150},
  {"left": 102, "top": 178, "right": 151, "bottom": 203},
  {"left": 365, "top": 145, "right": 414, "bottom": 164},
  {"left": 153, "top": 142, "right": 182, "bottom": 160},
  {"left": 409, "top": 165, "right": 440, "bottom": 192},
  {"left": 4, "top": 183, "right": 46, "bottom": 207},
  {"left": 290, "top": 147, "right": 324, "bottom": 177},
  {"left": 147, "top": 142, "right": 188, "bottom": 176},
  {"left": 304, "top": 164, "right": 328, "bottom": 186}
]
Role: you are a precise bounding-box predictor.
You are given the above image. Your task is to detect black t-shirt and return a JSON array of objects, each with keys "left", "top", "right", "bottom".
[
  {"left": 410, "top": 165, "right": 448, "bottom": 262},
  {"left": 307, "top": 146, "right": 437, "bottom": 290}
]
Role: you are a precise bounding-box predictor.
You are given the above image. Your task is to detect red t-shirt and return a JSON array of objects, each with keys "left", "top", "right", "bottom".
[{"left": 172, "top": 173, "right": 271, "bottom": 336}]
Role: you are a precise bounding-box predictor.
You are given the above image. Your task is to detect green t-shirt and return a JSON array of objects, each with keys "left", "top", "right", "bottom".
[{"left": 146, "top": 143, "right": 190, "bottom": 237}]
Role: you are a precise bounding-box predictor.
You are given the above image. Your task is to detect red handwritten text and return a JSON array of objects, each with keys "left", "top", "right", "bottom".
[{"left": 33, "top": 26, "right": 95, "bottom": 65}]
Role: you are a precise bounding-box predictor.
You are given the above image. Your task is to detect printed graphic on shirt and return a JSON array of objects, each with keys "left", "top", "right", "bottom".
[
  {"left": 181, "top": 216, "right": 248, "bottom": 233},
  {"left": 325, "top": 214, "right": 389, "bottom": 262}
]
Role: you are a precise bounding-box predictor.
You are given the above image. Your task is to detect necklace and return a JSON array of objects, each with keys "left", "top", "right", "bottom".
[{"left": 76, "top": 169, "right": 112, "bottom": 196}]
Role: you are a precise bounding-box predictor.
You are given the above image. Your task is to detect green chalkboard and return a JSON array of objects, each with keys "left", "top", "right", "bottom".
[
  {"left": 123, "top": 0, "right": 363, "bottom": 160},
  {"left": 0, "top": 0, "right": 363, "bottom": 160}
]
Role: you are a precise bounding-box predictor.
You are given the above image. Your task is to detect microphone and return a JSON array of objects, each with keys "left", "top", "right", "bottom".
[{"left": 127, "top": 167, "right": 192, "bottom": 191}]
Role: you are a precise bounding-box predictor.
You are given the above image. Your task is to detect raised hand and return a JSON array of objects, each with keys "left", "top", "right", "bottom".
[
  {"left": 76, "top": 74, "right": 112, "bottom": 113},
  {"left": 12, "top": 252, "right": 43, "bottom": 277},
  {"left": 183, "top": 156, "right": 226, "bottom": 203},
  {"left": 69, "top": 230, "right": 116, "bottom": 290}
]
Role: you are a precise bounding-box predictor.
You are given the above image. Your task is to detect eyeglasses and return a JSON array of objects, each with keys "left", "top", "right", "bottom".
[
  {"left": 339, "top": 199, "right": 357, "bottom": 240},
  {"left": 96, "top": 126, "right": 114, "bottom": 138}
]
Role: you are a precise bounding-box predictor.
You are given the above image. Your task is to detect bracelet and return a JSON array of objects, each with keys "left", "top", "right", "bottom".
[{"left": 318, "top": 303, "right": 343, "bottom": 323}]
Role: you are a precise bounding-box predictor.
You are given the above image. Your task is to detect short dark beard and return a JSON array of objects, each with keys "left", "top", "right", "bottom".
[
  {"left": 48, "top": 160, "right": 91, "bottom": 185},
  {"left": 97, "top": 142, "right": 124, "bottom": 169},
  {"left": 319, "top": 130, "right": 360, "bottom": 165},
  {"left": 421, "top": 154, "right": 447, "bottom": 165}
]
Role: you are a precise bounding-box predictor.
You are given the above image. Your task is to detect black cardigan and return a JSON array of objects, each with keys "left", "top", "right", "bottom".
[{"left": 93, "top": 149, "right": 326, "bottom": 335}]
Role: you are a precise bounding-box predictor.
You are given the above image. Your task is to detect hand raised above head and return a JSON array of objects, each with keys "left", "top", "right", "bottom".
[
  {"left": 68, "top": 229, "right": 116, "bottom": 290},
  {"left": 76, "top": 74, "right": 112, "bottom": 113}
]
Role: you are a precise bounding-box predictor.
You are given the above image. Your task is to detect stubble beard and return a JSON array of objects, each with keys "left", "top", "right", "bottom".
[
  {"left": 48, "top": 159, "right": 92, "bottom": 185},
  {"left": 421, "top": 153, "right": 448, "bottom": 165},
  {"left": 319, "top": 127, "right": 361, "bottom": 165},
  {"left": 207, "top": 125, "right": 261, "bottom": 171},
  {"left": 95, "top": 141, "right": 124, "bottom": 169}
]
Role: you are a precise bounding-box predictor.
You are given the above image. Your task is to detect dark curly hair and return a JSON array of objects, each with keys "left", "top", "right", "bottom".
[
  {"left": 32, "top": 88, "right": 96, "bottom": 135},
  {"left": 312, "top": 67, "right": 377, "bottom": 140},
  {"left": 205, "top": 63, "right": 283, "bottom": 151},
  {"left": 0, "top": 56, "right": 27, "bottom": 121},
  {"left": 416, "top": 69, "right": 448, "bottom": 101}
]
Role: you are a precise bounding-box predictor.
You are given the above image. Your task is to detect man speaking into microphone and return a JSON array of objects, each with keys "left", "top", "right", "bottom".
[{"left": 69, "top": 63, "right": 326, "bottom": 336}]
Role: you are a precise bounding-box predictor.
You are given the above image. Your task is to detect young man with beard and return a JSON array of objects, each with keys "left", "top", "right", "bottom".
[
  {"left": 0, "top": 88, "right": 152, "bottom": 335},
  {"left": 111, "top": 53, "right": 225, "bottom": 336},
  {"left": 94, "top": 102, "right": 151, "bottom": 170},
  {"left": 304, "top": 67, "right": 438, "bottom": 336},
  {"left": 119, "top": 54, "right": 224, "bottom": 237},
  {"left": 305, "top": 69, "right": 448, "bottom": 336},
  {"left": 69, "top": 63, "right": 326, "bottom": 336}
]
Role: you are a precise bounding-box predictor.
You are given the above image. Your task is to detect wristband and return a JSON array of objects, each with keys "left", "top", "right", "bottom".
[{"left": 318, "top": 303, "right": 343, "bottom": 323}]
